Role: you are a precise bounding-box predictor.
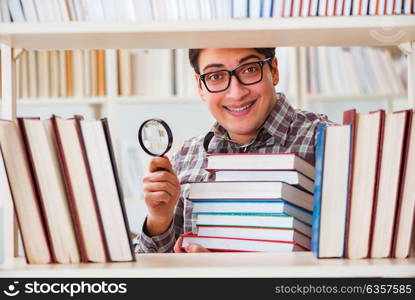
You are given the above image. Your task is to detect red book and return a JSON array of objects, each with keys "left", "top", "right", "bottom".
[{"left": 182, "top": 234, "right": 309, "bottom": 252}]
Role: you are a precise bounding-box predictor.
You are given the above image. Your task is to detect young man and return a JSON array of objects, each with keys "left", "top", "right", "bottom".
[{"left": 135, "top": 48, "right": 331, "bottom": 253}]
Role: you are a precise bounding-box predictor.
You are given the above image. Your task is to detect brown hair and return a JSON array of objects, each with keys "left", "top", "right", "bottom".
[{"left": 188, "top": 48, "right": 276, "bottom": 74}]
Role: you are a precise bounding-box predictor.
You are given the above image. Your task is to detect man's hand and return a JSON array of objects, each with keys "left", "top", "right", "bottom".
[
  {"left": 142, "top": 156, "right": 181, "bottom": 236},
  {"left": 174, "top": 234, "right": 210, "bottom": 253}
]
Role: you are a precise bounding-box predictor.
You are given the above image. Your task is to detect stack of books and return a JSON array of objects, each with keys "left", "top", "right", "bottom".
[
  {"left": 183, "top": 153, "right": 315, "bottom": 252},
  {"left": 312, "top": 109, "right": 415, "bottom": 259},
  {"left": 0, "top": 116, "right": 135, "bottom": 264}
]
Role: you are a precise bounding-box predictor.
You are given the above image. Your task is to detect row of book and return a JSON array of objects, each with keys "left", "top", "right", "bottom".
[
  {"left": 307, "top": 47, "right": 406, "bottom": 96},
  {"left": 182, "top": 153, "right": 315, "bottom": 252},
  {"left": 0, "top": 116, "right": 135, "bottom": 264},
  {"left": 313, "top": 108, "right": 415, "bottom": 259},
  {"left": 0, "top": 49, "right": 196, "bottom": 100},
  {"left": 1, "top": 0, "right": 414, "bottom": 23}
]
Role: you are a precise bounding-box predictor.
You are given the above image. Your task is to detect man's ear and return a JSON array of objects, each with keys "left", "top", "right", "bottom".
[
  {"left": 195, "top": 73, "right": 206, "bottom": 101},
  {"left": 271, "top": 57, "right": 279, "bottom": 86}
]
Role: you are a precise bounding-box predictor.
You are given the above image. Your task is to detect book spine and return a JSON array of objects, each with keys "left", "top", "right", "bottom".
[{"left": 311, "top": 124, "right": 326, "bottom": 258}]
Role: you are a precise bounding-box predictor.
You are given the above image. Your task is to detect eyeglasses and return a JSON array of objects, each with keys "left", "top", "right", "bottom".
[{"left": 199, "top": 57, "right": 272, "bottom": 93}]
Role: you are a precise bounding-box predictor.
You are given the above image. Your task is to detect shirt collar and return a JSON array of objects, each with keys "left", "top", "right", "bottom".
[{"left": 207, "top": 93, "right": 294, "bottom": 148}]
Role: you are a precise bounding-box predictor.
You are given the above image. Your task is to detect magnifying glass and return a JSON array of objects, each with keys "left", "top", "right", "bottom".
[{"left": 138, "top": 118, "right": 173, "bottom": 157}]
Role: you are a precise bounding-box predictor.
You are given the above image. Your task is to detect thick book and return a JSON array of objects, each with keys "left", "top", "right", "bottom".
[
  {"left": 187, "top": 181, "right": 313, "bottom": 211},
  {"left": 206, "top": 153, "right": 315, "bottom": 180},
  {"left": 19, "top": 118, "right": 81, "bottom": 264},
  {"left": 197, "top": 226, "right": 311, "bottom": 245},
  {"left": 194, "top": 213, "right": 311, "bottom": 237},
  {"left": 343, "top": 110, "right": 385, "bottom": 259},
  {"left": 0, "top": 120, "right": 52, "bottom": 264},
  {"left": 51, "top": 116, "right": 108, "bottom": 263},
  {"left": 312, "top": 124, "right": 352, "bottom": 258},
  {"left": 392, "top": 111, "right": 415, "bottom": 258},
  {"left": 79, "top": 118, "right": 135, "bottom": 262},
  {"left": 182, "top": 234, "right": 309, "bottom": 252},
  {"left": 191, "top": 200, "right": 312, "bottom": 224},
  {"left": 371, "top": 110, "right": 410, "bottom": 258},
  {"left": 210, "top": 170, "right": 314, "bottom": 193}
]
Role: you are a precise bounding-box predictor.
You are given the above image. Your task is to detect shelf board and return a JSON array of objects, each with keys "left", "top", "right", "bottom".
[
  {"left": 1, "top": 16, "right": 414, "bottom": 50},
  {"left": 14, "top": 97, "right": 107, "bottom": 106},
  {"left": 306, "top": 93, "right": 407, "bottom": 101},
  {"left": 1, "top": 252, "right": 414, "bottom": 278}
]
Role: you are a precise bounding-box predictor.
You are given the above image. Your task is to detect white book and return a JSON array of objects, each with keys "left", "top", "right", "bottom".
[
  {"left": 199, "top": 0, "right": 212, "bottom": 19},
  {"left": 301, "top": 0, "right": 311, "bottom": 16},
  {"left": 57, "top": 0, "right": 70, "bottom": 21},
  {"left": 84, "top": 0, "right": 105, "bottom": 21},
  {"left": 20, "top": 0, "right": 38, "bottom": 21},
  {"left": 361, "top": 0, "right": 369, "bottom": 15},
  {"left": 182, "top": 234, "right": 308, "bottom": 252},
  {"left": 394, "top": 0, "right": 403, "bottom": 14},
  {"left": 384, "top": 49, "right": 405, "bottom": 94},
  {"left": 101, "top": 0, "right": 117, "bottom": 20},
  {"left": 72, "top": 0, "right": 87, "bottom": 21},
  {"left": 58, "top": 50, "right": 66, "bottom": 97},
  {"left": 272, "top": 0, "right": 284, "bottom": 17},
  {"left": 209, "top": 0, "right": 217, "bottom": 18},
  {"left": 326, "top": 0, "right": 335, "bottom": 16},
  {"left": 335, "top": 0, "right": 344, "bottom": 15},
  {"left": 177, "top": 0, "right": 187, "bottom": 19},
  {"left": 326, "top": 48, "right": 343, "bottom": 94},
  {"left": 0, "top": 0, "right": 11, "bottom": 22},
  {"left": 132, "top": 49, "right": 173, "bottom": 96},
  {"left": 385, "top": 0, "right": 394, "bottom": 14},
  {"left": 104, "top": 50, "right": 118, "bottom": 97},
  {"left": 309, "top": 0, "right": 319, "bottom": 16},
  {"left": 284, "top": 0, "right": 293, "bottom": 16},
  {"left": 378, "top": 0, "right": 386, "bottom": 14},
  {"left": 352, "top": 0, "right": 361, "bottom": 15},
  {"left": 165, "top": 0, "right": 179, "bottom": 20},
  {"left": 232, "top": 0, "right": 248, "bottom": 18},
  {"left": 8, "top": 0, "right": 26, "bottom": 22},
  {"left": 403, "top": 0, "right": 411, "bottom": 14},
  {"left": 350, "top": 47, "right": 372, "bottom": 94},
  {"left": 186, "top": 0, "right": 200, "bottom": 19},
  {"left": 175, "top": 48, "right": 198, "bottom": 98},
  {"left": 342, "top": 48, "right": 362, "bottom": 95},
  {"left": 317, "top": 47, "right": 333, "bottom": 95},
  {"left": 116, "top": 0, "right": 136, "bottom": 21},
  {"left": 249, "top": 0, "right": 261, "bottom": 18},
  {"left": 318, "top": 0, "right": 327, "bottom": 16},
  {"left": 343, "top": 0, "right": 352, "bottom": 15},
  {"left": 49, "top": 0, "right": 63, "bottom": 21},
  {"left": 368, "top": 0, "right": 377, "bottom": 15},
  {"left": 133, "top": 0, "right": 153, "bottom": 20},
  {"left": 292, "top": 0, "right": 301, "bottom": 16},
  {"left": 262, "top": 0, "right": 272, "bottom": 17},
  {"left": 80, "top": 120, "right": 134, "bottom": 262}
]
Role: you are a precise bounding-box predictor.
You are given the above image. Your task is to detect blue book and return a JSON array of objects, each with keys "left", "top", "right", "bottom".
[{"left": 311, "top": 124, "right": 326, "bottom": 257}]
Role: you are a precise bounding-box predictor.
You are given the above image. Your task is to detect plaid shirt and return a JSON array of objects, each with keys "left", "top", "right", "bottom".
[{"left": 134, "top": 93, "right": 333, "bottom": 253}]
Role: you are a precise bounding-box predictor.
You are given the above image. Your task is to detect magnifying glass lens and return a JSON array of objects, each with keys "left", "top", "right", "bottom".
[{"left": 138, "top": 119, "right": 173, "bottom": 157}]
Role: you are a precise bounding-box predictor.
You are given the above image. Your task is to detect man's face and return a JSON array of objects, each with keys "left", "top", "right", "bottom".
[{"left": 196, "top": 48, "right": 279, "bottom": 145}]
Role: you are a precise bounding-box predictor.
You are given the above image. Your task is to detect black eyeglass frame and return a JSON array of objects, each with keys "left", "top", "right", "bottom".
[{"left": 198, "top": 57, "right": 273, "bottom": 93}]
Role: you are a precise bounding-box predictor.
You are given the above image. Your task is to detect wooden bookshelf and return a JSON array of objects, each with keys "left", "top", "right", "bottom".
[
  {"left": 1, "top": 253, "right": 414, "bottom": 278},
  {"left": 1, "top": 16, "right": 415, "bottom": 276}
]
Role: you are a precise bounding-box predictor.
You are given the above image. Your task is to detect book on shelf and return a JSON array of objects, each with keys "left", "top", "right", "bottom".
[
  {"left": 211, "top": 170, "right": 314, "bottom": 193},
  {"left": 371, "top": 110, "right": 411, "bottom": 258},
  {"left": 52, "top": 115, "right": 108, "bottom": 263},
  {"left": 187, "top": 181, "right": 313, "bottom": 212},
  {"left": 197, "top": 226, "right": 310, "bottom": 246},
  {"left": 0, "top": 120, "right": 52, "bottom": 264},
  {"left": 206, "top": 153, "right": 315, "bottom": 180},
  {"left": 19, "top": 117, "right": 81, "bottom": 264},
  {"left": 191, "top": 200, "right": 312, "bottom": 224},
  {"left": 4, "top": 1, "right": 413, "bottom": 24},
  {"left": 342, "top": 109, "right": 384, "bottom": 259},
  {"left": 392, "top": 111, "right": 415, "bottom": 258},
  {"left": 0, "top": 143, "right": 13, "bottom": 264},
  {"left": 182, "top": 234, "right": 309, "bottom": 252},
  {"left": 193, "top": 213, "right": 311, "bottom": 237},
  {"left": 311, "top": 124, "right": 352, "bottom": 258},
  {"left": 78, "top": 118, "right": 135, "bottom": 262}
]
